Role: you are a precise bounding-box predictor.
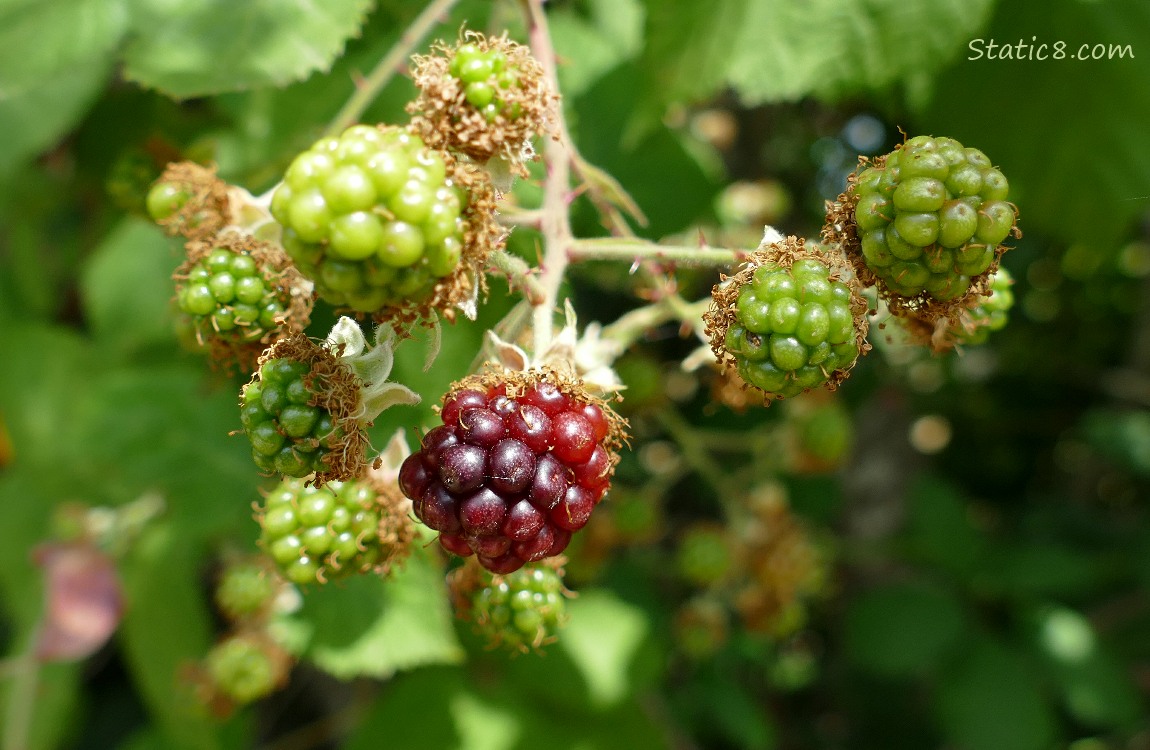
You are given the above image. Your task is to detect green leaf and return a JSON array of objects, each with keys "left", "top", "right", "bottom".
[
  {"left": 1031, "top": 605, "right": 1143, "bottom": 729},
  {"left": 550, "top": 0, "right": 645, "bottom": 98},
  {"left": 0, "top": 62, "right": 117, "bottom": 176},
  {"left": 80, "top": 218, "right": 180, "bottom": 352},
  {"left": 844, "top": 581, "right": 968, "bottom": 678},
  {"left": 0, "top": 0, "right": 126, "bottom": 95},
  {"left": 919, "top": 0, "right": 1150, "bottom": 247},
  {"left": 558, "top": 589, "right": 651, "bottom": 708},
  {"left": 902, "top": 474, "right": 988, "bottom": 577},
  {"left": 983, "top": 543, "right": 1099, "bottom": 599},
  {"left": 118, "top": 523, "right": 222, "bottom": 750},
  {"left": 72, "top": 364, "right": 259, "bottom": 539},
  {"left": 639, "top": 0, "right": 994, "bottom": 106},
  {"left": 0, "top": 0, "right": 127, "bottom": 174},
  {"left": 344, "top": 664, "right": 671, "bottom": 750},
  {"left": 937, "top": 638, "right": 1057, "bottom": 750},
  {"left": 293, "top": 541, "right": 464, "bottom": 680},
  {"left": 571, "top": 65, "right": 720, "bottom": 238},
  {"left": 121, "top": 0, "right": 373, "bottom": 99}
]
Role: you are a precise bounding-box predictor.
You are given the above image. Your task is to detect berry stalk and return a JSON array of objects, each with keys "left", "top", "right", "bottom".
[{"left": 325, "top": 0, "right": 462, "bottom": 139}]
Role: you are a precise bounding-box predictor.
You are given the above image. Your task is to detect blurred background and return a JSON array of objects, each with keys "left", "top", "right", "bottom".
[{"left": 1, "top": 0, "right": 1148, "bottom": 748}]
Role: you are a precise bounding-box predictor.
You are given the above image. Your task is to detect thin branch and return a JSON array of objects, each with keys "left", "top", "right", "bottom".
[
  {"left": 568, "top": 237, "right": 748, "bottom": 267},
  {"left": 487, "top": 249, "right": 547, "bottom": 305},
  {"left": 325, "top": 0, "right": 461, "bottom": 137}
]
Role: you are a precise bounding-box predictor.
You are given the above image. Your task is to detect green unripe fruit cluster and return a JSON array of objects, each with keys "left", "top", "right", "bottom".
[
  {"left": 472, "top": 564, "right": 567, "bottom": 651},
  {"left": 853, "top": 135, "right": 1016, "bottom": 301},
  {"left": 258, "top": 477, "right": 386, "bottom": 586},
  {"left": 676, "top": 525, "right": 737, "bottom": 586},
  {"left": 724, "top": 259, "right": 861, "bottom": 399},
  {"left": 240, "top": 358, "right": 342, "bottom": 478},
  {"left": 958, "top": 267, "right": 1015, "bottom": 344},
  {"left": 449, "top": 43, "right": 524, "bottom": 122},
  {"left": 177, "top": 247, "right": 286, "bottom": 342},
  {"left": 205, "top": 635, "right": 282, "bottom": 705},
  {"left": 214, "top": 562, "right": 278, "bottom": 622},
  {"left": 271, "top": 125, "right": 468, "bottom": 313}
]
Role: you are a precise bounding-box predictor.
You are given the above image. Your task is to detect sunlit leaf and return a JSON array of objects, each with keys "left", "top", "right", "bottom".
[
  {"left": 121, "top": 0, "right": 373, "bottom": 99},
  {"left": 294, "top": 542, "right": 464, "bottom": 680}
]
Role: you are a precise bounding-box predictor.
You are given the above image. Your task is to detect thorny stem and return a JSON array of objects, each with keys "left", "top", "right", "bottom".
[
  {"left": 325, "top": 0, "right": 461, "bottom": 138},
  {"left": 487, "top": 249, "right": 547, "bottom": 305},
  {"left": 521, "top": 0, "right": 574, "bottom": 357},
  {"left": 569, "top": 238, "right": 748, "bottom": 268}
]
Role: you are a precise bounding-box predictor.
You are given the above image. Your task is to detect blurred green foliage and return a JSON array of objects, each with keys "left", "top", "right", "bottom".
[{"left": 2, "top": 0, "right": 1149, "bottom": 748}]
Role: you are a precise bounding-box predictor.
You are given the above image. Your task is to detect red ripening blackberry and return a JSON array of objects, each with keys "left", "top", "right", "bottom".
[{"left": 398, "top": 368, "right": 627, "bottom": 574}]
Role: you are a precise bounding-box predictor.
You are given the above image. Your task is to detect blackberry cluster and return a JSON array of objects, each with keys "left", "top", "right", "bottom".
[
  {"left": 270, "top": 125, "right": 475, "bottom": 315},
  {"left": 707, "top": 239, "right": 868, "bottom": 402},
  {"left": 449, "top": 43, "right": 525, "bottom": 122},
  {"left": 240, "top": 357, "right": 344, "bottom": 478},
  {"left": 399, "top": 373, "right": 624, "bottom": 574},
  {"left": 846, "top": 135, "right": 1017, "bottom": 303},
  {"left": 258, "top": 477, "right": 412, "bottom": 586}
]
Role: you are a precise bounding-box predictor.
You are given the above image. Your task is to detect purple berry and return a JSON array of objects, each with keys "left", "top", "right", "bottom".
[{"left": 438, "top": 443, "right": 487, "bottom": 494}]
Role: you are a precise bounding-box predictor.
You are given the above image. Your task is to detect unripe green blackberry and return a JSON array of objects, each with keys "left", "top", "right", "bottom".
[
  {"left": 896, "top": 266, "right": 1016, "bottom": 352},
  {"left": 450, "top": 43, "right": 526, "bottom": 122},
  {"left": 257, "top": 475, "right": 414, "bottom": 586},
  {"left": 270, "top": 124, "right": 499, "bottom": 322},
  {"left": 449, "top": 557, "right": 569, "bottom": 652},
  {"left": 785, "top": 394, "right": 854, "bottom": 473},
  {"left": 705, "top": 237, "right": 870, "bottom": 402},
  {"left": 148, "top": 161, "right": 234, "bottom": 241},
  {"left": 214, "top": 559, "right": 280, "bottom": 622},
  {"left": 175, "top": 235, "right": 313, "bottom": 372},
  {"left": 675, "top": 523, "right": 739, "bottom": 587},
  {"left": 239, "top": 333, "right": 367, "bottom": 483},
  {"left": 408, "top": 31, "right": 557, "bottom": 175},
  {"left": 825, "top": 135, "right": 1019, "bottom": 321},
  {"left": 204, "top": 633, "right": 290, "bottom": 705},
  {"left": 956, "top": 266, "right": 1014, "bottom": 345}
]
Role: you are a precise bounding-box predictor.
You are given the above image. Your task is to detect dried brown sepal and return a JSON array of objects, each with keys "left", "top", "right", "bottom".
[
  {"left": 822, "top": 151, "right": 1020, "bottom": 326},
  {"left": 708, "top": 364, "right": 761, "bottom": 413},
  {"left": 408, "top": 31, "right": 558, "bottom": 177},
  {"left": 449, "top": 364, "right": 630, "bottom": 471},
  {"left": 251, "top": 332, "right": 370, "bottom": 486},
  {"left": 372, "top": 148, "right": 503, "bottom": 331},
  {"left": 734, "top": 486, "right": 828, "bottom": 638},
  {"left": 358, "top": 471, "right": 416, "bottom": 578},
  {"left": 702, "top": 236, "right": 871, "bottom": 404},
  {"left": 154, "top": 161, "right": 234, "bottom": 241},
  {"left": 175, "top": 232, "right": 314, "bottom": 373}
]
